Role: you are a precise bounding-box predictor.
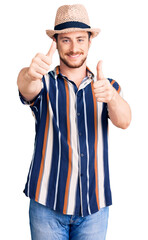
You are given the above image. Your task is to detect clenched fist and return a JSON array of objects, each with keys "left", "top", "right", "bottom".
[
  {"left": 27, "top": 41, "right": 57, "bottom": 81},
  {"left": 93, "top": 60, "right": 116, "bottom": 103},
  {"left": 17, "top": 41, "right": 57, "bottom": 101}
]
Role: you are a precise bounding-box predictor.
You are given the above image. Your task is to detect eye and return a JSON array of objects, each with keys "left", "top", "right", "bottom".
[
  {"left": 62, "top": 39, "right": 70, "bottom": 43},
  {"left": 78, "top": 38, "right": 84, "bottom": 42}
]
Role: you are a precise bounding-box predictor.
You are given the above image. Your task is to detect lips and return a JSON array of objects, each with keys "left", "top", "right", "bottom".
[
  {"left": 67, "top": 52, "right": 83, "bottom": 59},
  {"left": 68, "top": 54, "right": 81, "bottom": 58}
]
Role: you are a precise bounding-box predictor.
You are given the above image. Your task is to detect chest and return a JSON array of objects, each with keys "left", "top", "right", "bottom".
[{"left": 47, "top": 78, "right": 108, "bottom": 131}]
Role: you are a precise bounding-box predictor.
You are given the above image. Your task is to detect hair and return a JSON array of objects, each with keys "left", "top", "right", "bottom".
[
  {"left": 88, "top": 32, "right": 92, "bottom": 39},
  {"left": 54, "top": 34, "right": 58, "bottom": 41},
  {"left": 53, "top": 32, "right": 92, "bottom": 41}
]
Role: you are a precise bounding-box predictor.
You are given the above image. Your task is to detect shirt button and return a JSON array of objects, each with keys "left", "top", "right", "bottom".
[
  {"left": 78, "top": 132, "right": 82, "bottom": 136},
  {"left": 81, "top": 153, "right": 84, "bottom": 157},
  {"left": 77, "top": 112, "right": 80, "bottom": 116}
]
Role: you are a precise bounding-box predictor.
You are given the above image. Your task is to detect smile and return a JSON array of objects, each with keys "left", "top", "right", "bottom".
[{"left": 67, "top": 54, "right": 82, "bottom": 59}]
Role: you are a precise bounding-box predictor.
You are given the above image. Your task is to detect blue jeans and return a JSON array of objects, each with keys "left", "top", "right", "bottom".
[{"left": 29, "top": 199, "right": 109, "bottom": 240}]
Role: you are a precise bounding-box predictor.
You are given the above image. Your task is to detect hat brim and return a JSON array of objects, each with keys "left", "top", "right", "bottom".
[{"left": 46, "top": 28, "right": 101, "bottom": 39}]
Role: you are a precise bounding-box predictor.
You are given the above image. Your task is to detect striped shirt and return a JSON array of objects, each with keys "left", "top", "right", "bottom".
[{"left": 19, "top": 66, "right": 121, "bottom": 217}]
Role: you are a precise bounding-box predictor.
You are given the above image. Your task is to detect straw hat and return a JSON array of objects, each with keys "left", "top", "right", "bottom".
[{"left": 46, "top": 4, "right": 101, "bottom": 39}]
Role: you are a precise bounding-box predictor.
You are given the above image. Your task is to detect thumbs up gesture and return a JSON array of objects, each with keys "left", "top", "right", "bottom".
[
  {"left": 93, "top": 60, "right": 116, "bottom": 103},
  {"left": 28, "top": 41, "right": 57, "bottom": 81}
]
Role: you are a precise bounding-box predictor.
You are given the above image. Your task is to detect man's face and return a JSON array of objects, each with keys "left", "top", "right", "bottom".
[{"left": 56, "top": 31, "right": 92, "bottom": 68}]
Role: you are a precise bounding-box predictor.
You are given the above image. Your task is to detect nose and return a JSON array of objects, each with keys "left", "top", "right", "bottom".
[{"left": 70, "top": 40, "right": 78, "bottom": 53}]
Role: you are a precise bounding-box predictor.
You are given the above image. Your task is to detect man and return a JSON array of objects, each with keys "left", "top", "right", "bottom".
[{"left": 17, "top": 4, "right": 131, "bottom": 240}]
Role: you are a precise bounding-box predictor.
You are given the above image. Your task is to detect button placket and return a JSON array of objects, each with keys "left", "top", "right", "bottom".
[{"left": 76, "top": 89, "right": 84, "bottom": 216}]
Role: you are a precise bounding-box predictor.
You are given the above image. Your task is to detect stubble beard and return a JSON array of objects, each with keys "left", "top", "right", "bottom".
[{"left": 59, "top": 51, "right": 87, "bottom": 69}]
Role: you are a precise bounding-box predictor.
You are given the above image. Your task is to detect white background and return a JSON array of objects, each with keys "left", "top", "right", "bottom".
[{"left": 0, "top": 0, "right": 148, "bottom": 239}]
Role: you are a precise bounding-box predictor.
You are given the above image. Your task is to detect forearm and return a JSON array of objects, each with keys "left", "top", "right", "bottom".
[
  {"left": 107, "top": 89, "right": 131, "bottom": 129},
  {"left": 17, "top": 67, "right": 42, "bottom": 101}
]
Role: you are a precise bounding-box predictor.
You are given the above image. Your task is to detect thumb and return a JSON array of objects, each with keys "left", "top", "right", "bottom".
[
  {"left": 46, "top": 41, "right": 57, "bottom": 58},
  {"left": 97, "top": 60, "right": 104, "bottom": 80}
]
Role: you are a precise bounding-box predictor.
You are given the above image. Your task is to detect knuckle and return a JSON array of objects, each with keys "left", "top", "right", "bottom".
[
  {"left": 93, "top": 88, "right": 97, "bottom": 94},
  {"left": 93, "top": 82, "right": 97, "bottom": 88},
  {"left": 28, "top": 68, "right": 33, "bottom": 77},
  {"left": 30, "top": 63, "right": 36, "bottom": 73},
  {"left": 41, "top": 69, "right": 47, "bottom": 75},
  {"left": 30, "top": 61, "right": 35, "bottom": 67},
  {"left": 46, "top": 57, "right": 52, "bottom": 65},
  {"left": 32, "top": 57, "right": 38, "bottom": 64},
  {"left": 35, "top": 52, "right": 42, "bottom": 58},
  {"left": 34, "top": 53, "right": 43, "bottom": 62},
  {"left": 28, "top": 69, "right": 36, "bottom": 79},
  {"left": 106, "top": 94, "right": 111, "bottom": 102},
  {"left": 94, "top": 92, "right": 98, "bottom": 97}
]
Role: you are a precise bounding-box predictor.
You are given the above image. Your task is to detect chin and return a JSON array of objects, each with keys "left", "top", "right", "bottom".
[{"left": 61, "top": 57, "right": 87, "bottom": 69}]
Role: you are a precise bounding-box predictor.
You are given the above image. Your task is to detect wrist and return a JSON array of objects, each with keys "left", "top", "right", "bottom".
[{"left": 108, "top": 88, "right": 118, "bottom": 107}]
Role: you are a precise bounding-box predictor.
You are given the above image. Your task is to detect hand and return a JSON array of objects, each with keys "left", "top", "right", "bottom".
[
  {"left": 93, "top": 60, "right": 116, "bottom": 103},
  {"left": 27, "top": 41, "right": 57, "bottom": 81}
]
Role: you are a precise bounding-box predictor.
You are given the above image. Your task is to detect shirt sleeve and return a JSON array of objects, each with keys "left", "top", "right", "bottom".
[
  {"left": 107, "top": 78, "right": 123, "bottom": 118},
  {"left": 19, "top": 81, "right": 44, "bottom": 107},
  {"left": 18, "top": 77, "right": 47, "bottom": 126},
  {"left": 107, "top": 78, "right": 122, "bottom": 95}
]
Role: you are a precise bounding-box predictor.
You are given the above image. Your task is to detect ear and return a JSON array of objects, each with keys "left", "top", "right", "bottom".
[
  {"left": 52, "top": 37, "right": 58, "bottom": 48},
  {"left": 88, "top": 36, "right": 92, "bottom": 48}
]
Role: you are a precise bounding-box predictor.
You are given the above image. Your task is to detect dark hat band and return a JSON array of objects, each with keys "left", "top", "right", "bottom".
[{"left": 54, "top": 21, "right": 91, "bottom": 30}]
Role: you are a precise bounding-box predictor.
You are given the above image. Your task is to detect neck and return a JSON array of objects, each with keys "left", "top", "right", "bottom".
[{"left": 59, "top": 61, "right": 87, "bottom": 88}]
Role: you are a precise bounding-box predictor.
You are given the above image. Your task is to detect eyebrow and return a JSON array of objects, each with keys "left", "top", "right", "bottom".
[
  {"left": 59, "top": 37, "right": 70, "bottom": 40},
  {"left": 59, "top": 36, "right": 87, "bottom": 40},
  {"left": 77, "top": 36, "right": 87, "bottom": 39}
]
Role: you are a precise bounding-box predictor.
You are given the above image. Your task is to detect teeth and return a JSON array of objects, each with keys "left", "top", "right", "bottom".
[{"left": 69, "top": 54, "right": 80, "bottom": 58}]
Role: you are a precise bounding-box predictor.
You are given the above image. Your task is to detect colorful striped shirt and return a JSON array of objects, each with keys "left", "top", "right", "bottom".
[{"left": 19, "top": 66, "right": 121, "bottom": 217}]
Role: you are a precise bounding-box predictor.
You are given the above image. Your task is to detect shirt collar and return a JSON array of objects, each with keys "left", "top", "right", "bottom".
[{"left": 54, "top": 65, "right": 94, "bottom": 81}]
